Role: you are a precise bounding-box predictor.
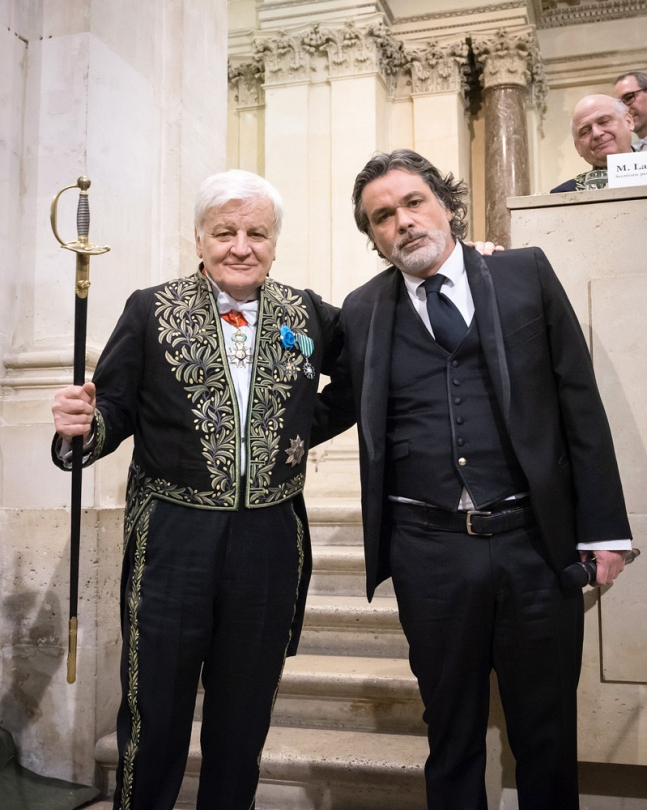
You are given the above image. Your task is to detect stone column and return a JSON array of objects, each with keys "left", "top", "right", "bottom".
[
  {"left": 228, "top": 62, "right": 266, "bottom": 174},
  {"left": 327, "top": 21, "right": 394, "bottom": 302},
  {"left": 248, "top": 20, "right": 393, "bottom": 300},
  {"left": 472, "top": 28, "right": 544, "bottom": 248},
  {"left": 0, "top": 0, "right": 227, "bottom": 784},
  {"left": 249, "top": 30, "right": 319, "bottom": 291},
  {"left": 406, "top": 40, "right": 470, "bottom": 183}
]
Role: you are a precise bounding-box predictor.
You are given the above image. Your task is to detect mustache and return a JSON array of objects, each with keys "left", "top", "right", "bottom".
[{"left": 395, "top": 230, "right": 429, "bottom": 250}]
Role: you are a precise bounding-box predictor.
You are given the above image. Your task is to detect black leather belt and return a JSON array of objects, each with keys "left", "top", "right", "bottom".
[{"left": 390, "top": 499, "right": 535, "bottom": 536}]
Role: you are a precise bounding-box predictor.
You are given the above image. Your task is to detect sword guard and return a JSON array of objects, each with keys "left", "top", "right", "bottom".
[{"left": 50, "top": 177, "right": 111, "bottom": 256}]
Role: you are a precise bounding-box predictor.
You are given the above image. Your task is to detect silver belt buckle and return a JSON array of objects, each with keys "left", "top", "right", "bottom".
[{"left": 466, "top": 510, "right": 492, "bottom": 536}]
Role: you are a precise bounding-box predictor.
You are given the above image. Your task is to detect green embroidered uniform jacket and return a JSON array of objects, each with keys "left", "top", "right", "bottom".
[{"left": 53, "top": 271, "right": 342, "bottom": 651}]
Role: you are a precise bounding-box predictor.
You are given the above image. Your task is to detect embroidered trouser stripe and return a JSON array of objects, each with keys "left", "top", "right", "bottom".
[
  {"left": 112, "top": 498, "right": 304, "bottom": 810},
  {"left": 118, "top": 499, "right": 154, "bottom": 810},
  {"left": 256, "top": 502, "right": 305, "bottom": 773}
]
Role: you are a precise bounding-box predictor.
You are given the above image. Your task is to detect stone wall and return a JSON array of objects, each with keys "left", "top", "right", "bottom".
[{"left": 0, "top": 0, "right": 227, "bottom": 783}]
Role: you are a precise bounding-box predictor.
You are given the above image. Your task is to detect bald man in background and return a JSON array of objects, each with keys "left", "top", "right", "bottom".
[{"left": 551, "top": 94, "right": 634, "bottom": 193}]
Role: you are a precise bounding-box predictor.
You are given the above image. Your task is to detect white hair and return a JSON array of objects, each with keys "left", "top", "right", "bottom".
[
  {"left": 570, "top": 95, "right": 629, "bottom": 137},
  {"left": 194, "top": 170, "right": 283, "bottom": 236}
]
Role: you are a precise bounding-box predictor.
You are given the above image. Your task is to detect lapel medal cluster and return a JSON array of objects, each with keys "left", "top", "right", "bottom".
[
  {"left": 280, "top": 324, "right": 316, "bottom": 380},
  {"left": 223, "top": 310, "right": 253, "bottom": 368}
]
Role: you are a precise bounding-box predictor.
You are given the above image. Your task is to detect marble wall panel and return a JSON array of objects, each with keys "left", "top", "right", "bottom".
[
  {"left": 0, "top": 24, "right": 25, "bottom": 373},
  {"left": 306, "top": 83, "right": 333, "bottom": 300},
  {"left": 235, "top": 108, "right": 266, "bottom": 177},
  {"left": 600, "top": 516, "right": 647, "bottom": 684},
  {"left": 390, "top": 97, "right": 414, "bottom": 155},
  {"left": 412, "top": 93, "right": 469, "bottom": 188},
  {"left": 264, "top": 83, "right": 312, "bottom": 291},
  {"left": 579, "top": 584, "right": 647, "bottom": 766},
  {"left": 590, "top": 275, "right": 647, "bottom": 517},
  {"left": 1, "top": 424, "right": 95, "bottom": 509},
  {"left": 0, "top": 506, "right": 122, "bottom": 780},
  {"left": 510, "top": 188, "right": 647, "bottom": 765},
  {"left": 2, "top": 0, "right": 228, "bottom": 783},
  {"left": 329, "top": 75, "right": 387, "bottom": 304},
  {"left": 509, "top": 190, "right": 647, "bottom": 337}
]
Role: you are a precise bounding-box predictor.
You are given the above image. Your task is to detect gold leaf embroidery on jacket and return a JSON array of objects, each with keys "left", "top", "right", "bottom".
[
  {"left": 248, "top": 279, "right": 310, "bottom": 504},
  {"left": 154, "top": 274, "right": 236, "bottom": 504}
]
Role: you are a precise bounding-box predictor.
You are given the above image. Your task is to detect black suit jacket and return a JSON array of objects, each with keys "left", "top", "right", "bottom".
[
  {"left": 550, "top": 179, "right": 578, "bottom": 193},
  {"left": 312, "top": 244, "right": 631, "bottom": 600}
]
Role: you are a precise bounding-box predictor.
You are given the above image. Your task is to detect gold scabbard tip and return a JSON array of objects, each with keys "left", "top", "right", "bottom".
[{"left": 67, "top": 617, "right": 78, "bottom": 684}]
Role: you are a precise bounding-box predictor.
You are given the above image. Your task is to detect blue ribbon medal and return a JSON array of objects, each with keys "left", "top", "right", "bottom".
[{"left": 296, "top": 333, "right": 315, "bottom": 379}]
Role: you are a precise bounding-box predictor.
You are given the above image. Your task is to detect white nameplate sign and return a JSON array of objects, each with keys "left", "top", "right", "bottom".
[{"left": 607, "top": 152, "right": 647, "bottom": 188}]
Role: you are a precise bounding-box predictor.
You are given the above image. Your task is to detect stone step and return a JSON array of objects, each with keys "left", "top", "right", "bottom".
[
  {"left": 298, "top": 595, "right": 409, "bottom": 658},
  {"left": 257, "top": 726, "right": 427, "bottom": 810},
  {"left": 309, "top": 545, "right": 395, "bottom": 596},
  {"left": 82, "top": 803, "right": 191, "bottom": 810},
  {"left": 195, "top": 654, "right": 424, "bottom": 732},
  {"left": 95, "top": 723, "right": 427, "bottom": 810},
  {"left": 272, "top": 654, "right": 425, "bottom": 735},
  {"left": 305, "top": 499, "right": 363, "bottom": 546}
]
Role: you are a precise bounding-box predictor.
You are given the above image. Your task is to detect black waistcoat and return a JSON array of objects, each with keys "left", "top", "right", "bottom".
[{"left": 386, "top": 283, "right": 528, "bottom": 511}]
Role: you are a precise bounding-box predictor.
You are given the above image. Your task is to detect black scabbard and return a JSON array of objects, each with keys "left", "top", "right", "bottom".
[
  {"left": 68, "top": 287, "right": 89, "bottom": 682},
  {"left": 50, "top": 176, "right": 110, "bottom": 685}
]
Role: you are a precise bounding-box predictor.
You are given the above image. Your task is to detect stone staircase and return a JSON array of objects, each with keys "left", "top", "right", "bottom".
[{"left": 94, "top": 499, "right": 428, "bottom": 809}]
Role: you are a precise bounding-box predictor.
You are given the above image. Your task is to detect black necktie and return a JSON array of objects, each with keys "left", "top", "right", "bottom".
[{"left": 422, "top": 273, "right": 468, "bottom": 353}]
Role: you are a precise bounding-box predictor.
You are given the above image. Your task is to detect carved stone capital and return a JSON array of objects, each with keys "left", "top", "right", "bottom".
[
  {"left": 472, "top": 27, "right": 546, "bottom": 121},
  {"left": 228, "top": 60, "right": 265, "bottom": 108},
  {"left": 472, "top": 28, "right": 534, "bottom": 89},
  {"left": 251, "top": 21, "right": 406, "bottom": 88},
  {"left": 366, "top": 20, "right": 410, "bottom": 91},
  {"left": 304, "top": 22, "right": 380, "bottom": 80},
  {"left": 237, "top": 21, "right": 483, "bottom": 106},
  {"left": 405, "top": 39, "right": 470, "bottom": 100},
  {"left": 252, "top": 30, "right": 310, "bottom": 86}
]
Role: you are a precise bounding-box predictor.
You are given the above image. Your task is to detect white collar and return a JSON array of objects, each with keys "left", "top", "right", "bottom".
[
  {"left": 204, "top": 273, "right": 260, "bottom": 326},
  {"left": 400, "top": 240, "right": 463, "bottom": 300}
]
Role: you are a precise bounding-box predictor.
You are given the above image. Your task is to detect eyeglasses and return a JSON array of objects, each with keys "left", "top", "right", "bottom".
[{"left": 620, "top": 88, "right": 647, "bottom": 106}]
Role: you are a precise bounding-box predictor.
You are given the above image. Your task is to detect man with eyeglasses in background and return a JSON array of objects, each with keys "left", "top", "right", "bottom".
[{"left": 614, "top": 71, "right": 647, "bottom": 151}]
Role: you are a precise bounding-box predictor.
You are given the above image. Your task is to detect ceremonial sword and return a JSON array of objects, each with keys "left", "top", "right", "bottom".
[{"left": 50, "top": 177, "right": 110, "bottom": 683}]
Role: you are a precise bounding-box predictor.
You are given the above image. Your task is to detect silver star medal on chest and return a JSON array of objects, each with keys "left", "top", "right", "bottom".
[
  {"left": 285, "top": 435, "right": 305, "bottom": 467},
  {"left": 295, "top": 333, "right": 315, "bottom": 379},
  {"left": 223, "top": 311, "right": 253, "bottom": 368}
]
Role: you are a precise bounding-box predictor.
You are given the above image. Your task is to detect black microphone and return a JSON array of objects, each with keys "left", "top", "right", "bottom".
[{"left": 560, "top": 548, "right": 641, "bottom": 588}]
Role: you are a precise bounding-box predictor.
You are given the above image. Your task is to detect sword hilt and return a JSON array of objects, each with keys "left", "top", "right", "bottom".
[
  {"left": 76, "top": 178, "right": 90, "bottom": 242},
  {"left": 50, "top": 176, "right": 110, "bottom": 256}
]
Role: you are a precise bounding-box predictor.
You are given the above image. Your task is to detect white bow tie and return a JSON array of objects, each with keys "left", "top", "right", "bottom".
[{"left": 217, "top": 290, "right": 259, "bottom": 327}]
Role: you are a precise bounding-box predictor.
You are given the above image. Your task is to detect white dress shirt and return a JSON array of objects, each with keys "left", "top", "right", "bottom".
[{"left": 209, "top": 281, "right": 259, "bottom": 472}]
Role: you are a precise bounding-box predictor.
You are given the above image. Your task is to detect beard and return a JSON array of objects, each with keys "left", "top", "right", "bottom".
[{"left": 388, "top": 229, "right": 450, "bottom": 275}]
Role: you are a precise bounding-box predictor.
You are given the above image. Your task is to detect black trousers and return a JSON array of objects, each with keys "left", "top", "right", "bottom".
[
  {"left": 112, "top": 498, "right": 304, "bottom": 810},
  {"left": 389, "top": 505, "right": 584, "bottom": 810}
]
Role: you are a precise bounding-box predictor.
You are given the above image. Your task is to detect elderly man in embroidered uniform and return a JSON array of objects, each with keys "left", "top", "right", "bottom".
[{"left": 51, "top": 171, "right": 340, "bottom": 810}]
